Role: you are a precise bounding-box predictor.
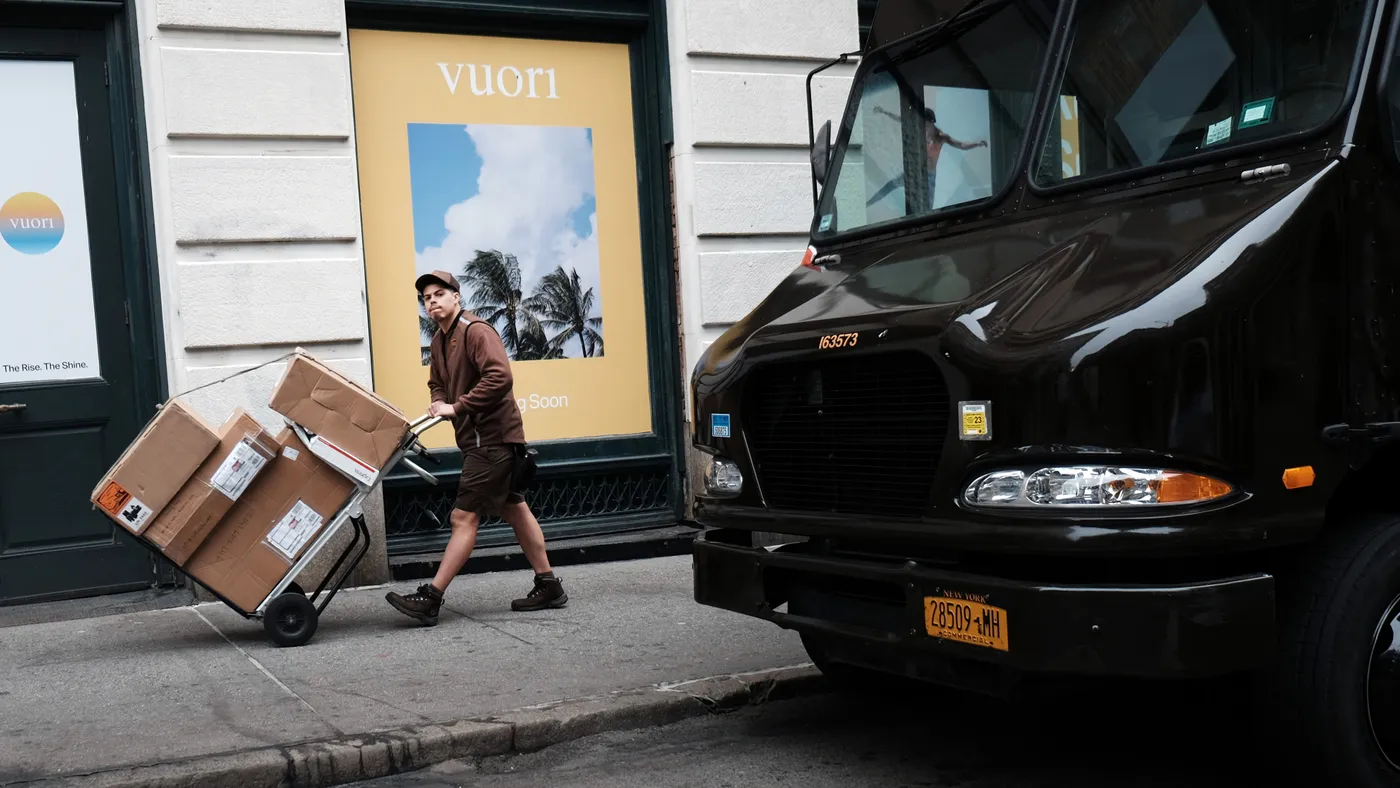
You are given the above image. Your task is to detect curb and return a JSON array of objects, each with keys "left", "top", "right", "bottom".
[{"left": 26, "top": 664, "right": 826, "bottom": 788}]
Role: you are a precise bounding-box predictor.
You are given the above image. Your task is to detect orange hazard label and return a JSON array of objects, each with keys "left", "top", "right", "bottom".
[{"left": 96, "top": 481, "right": 132, "bottom": 516}]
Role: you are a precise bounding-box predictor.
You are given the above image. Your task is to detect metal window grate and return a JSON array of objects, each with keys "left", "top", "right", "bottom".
[
  {"left": 743, "top": 351, "right": 948, "bottom": 519},
  {"left": 384, "top": 466, "right": 672, "bottom": 543}
]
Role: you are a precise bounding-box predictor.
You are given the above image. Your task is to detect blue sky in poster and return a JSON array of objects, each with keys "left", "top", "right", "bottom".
[
  {"left": 407, "top": 124, "right": 597, "bottom": 253},
  {"left": 407, "top": 123, "right": 481, "bottom": 252}
]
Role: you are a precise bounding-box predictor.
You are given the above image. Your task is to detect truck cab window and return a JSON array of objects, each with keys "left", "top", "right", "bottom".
[
  {"left": 817, "top": 0, "right": 1059, "bottom": 236},
  {"left": 1036, "top": 0, "right": 1368, "bottom": 186}
]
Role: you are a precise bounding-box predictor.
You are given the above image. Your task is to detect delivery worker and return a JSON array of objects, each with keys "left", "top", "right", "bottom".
[{"left": 385, "top": 269, "right": 567, "bottom": 626}]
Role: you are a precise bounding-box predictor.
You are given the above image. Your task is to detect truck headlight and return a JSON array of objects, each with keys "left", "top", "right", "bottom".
[
  {"left": 704, "top": 456, "right": 743, "bottom": 497},
  {"left": 963, "top": 466, "right": 1232, "bottom": 509}
]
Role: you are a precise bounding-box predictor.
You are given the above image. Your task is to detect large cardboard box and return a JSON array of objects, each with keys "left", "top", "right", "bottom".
[
  {"left": 143, "top": 408, "right": 279, "bottom": 566},
  {"left": 185, "top": 427, "right": 355, "bottom": 612},
  {"left": 268, "top": 352, "right": 409, "bottom": 481},
  {"left": 90, "top": 399, "right": 221, "bottom": 535}
]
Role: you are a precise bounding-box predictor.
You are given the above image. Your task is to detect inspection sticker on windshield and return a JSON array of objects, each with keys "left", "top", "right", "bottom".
[
  {"left": 1240, "top": 98, "right": 1275, "bottom": 129},
  {"left": 959, "top": 401, "right": 991, "bottom": 441},
  {"left": 710, "top": 413, "right": 731, "bottom": 438},
  {"left": 1204, "top": 117, "right": 1232, "bottom": 147},
  {"left": 818, "top": 214, "right": 833, "bottom": 232}
]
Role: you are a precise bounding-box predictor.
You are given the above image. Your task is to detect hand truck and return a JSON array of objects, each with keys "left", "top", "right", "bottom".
[{"left": 129, "top": 414, "right": 446, "bottom": 647}]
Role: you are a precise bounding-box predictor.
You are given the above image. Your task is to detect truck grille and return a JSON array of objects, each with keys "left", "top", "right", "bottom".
[{"left": 743, "top": 351, "right": 948, "bottom": 518}]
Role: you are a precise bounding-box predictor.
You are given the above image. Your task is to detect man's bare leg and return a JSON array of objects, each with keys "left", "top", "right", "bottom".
[
  {"left": 385, "top": 507, "right": 478, "bottom": 626},
  {"left": 504, "top": 500, "right": 568, "bottom": 611},
  {"left": 502, "top": 500, "right": 552, "bottom": 575},
  {"left": 432, "top": 508, "right": 480, "bottom": 591}
]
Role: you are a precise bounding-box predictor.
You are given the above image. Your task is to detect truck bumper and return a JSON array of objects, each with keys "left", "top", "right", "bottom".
[{"left": 693, "top": 534, "right": 1276, "bottom": 680}]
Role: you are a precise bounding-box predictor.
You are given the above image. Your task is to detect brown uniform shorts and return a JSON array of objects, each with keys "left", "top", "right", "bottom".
[{"left": 454, "top": 444, "right": 525, "bottom": 516}]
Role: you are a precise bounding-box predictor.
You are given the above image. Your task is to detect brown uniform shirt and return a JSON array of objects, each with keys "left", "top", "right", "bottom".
[{"left": 428, "top": 309, "right": 526, "bottom": 450}]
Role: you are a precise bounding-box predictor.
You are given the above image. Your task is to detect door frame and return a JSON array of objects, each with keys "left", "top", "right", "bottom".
[{"left": 3, "top": 1, "right": 171, "bottom": 591}]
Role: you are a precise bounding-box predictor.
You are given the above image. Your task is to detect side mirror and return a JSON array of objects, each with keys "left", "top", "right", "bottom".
[{"left": 811, "top": 119, "right": 832, "bottom": 186}]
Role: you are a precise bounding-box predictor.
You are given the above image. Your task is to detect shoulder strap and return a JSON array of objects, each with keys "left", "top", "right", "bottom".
[
  {"left": 454, "top": 316, "right": 506, "bottom": 373},
  {"left": 439, "top": 310, "right": 492, "bottom": 342},
  {"left": 461, "top": 317, "right": 502, "bottom": 339}
]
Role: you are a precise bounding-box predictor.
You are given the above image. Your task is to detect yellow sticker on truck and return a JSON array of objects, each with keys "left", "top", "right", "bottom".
[{"left": 959, "top": 400, "right": 991, "bottom": 441}]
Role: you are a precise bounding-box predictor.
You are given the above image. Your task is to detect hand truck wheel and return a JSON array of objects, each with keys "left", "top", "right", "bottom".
[
  {"left": 264, "top": 592, "right": 318, "bottom": 647},
  {"left": 285, "top": 581, "right": 305, "bottom": 596}
]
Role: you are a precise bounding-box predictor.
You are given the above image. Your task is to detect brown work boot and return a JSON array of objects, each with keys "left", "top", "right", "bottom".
[
  {"left": 511, "top": 573, "right": 568, "bottom": 611},
  {"left": 386, "top": 583, "right": 442, "bottom": 626}
]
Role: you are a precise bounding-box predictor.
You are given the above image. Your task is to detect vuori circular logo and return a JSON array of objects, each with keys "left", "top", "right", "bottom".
[{"left": 0, "top": 192, "right": 65, "bottom": 255}]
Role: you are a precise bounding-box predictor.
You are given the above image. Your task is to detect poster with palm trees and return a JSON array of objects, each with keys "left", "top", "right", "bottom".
[{"left": 408, "top": 122, "right": 604, "bottom": 365}]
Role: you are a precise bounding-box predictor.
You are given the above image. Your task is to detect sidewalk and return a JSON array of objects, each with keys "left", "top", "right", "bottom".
[{"left": 0, "top": 555, "right": 810, "bottom": 787}]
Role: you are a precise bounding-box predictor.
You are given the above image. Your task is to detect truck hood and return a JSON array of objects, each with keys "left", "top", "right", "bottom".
[{"left": 695, "top": 160, "right": 1335, "bottom": 383}]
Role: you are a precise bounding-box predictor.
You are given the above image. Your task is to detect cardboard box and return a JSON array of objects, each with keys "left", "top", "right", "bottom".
[
  {"left": 90, "top": 399, "right": 221, "bottom": 535},
  {"left": 143, "top": 408, "right": 279, "bottom": 566},
  {"left": 185, "top": 427, "right": 355, "bottom": 612},
  {"left": 268, "top": 351, "right": 409, "bottom": 478}
]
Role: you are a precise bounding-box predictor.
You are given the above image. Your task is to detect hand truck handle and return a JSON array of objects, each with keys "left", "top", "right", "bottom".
[
  {"left": 400, "top": 458, "right": 439, "bottom": 485},
  {"left": 412, "top": 441, "right": 442, "bottom": 466},
  {"left": 402, "top": 416, "right": 445, "bottom": 465},
  {"left": 407, "top": 414, "right": 444, "bottom": 432}
]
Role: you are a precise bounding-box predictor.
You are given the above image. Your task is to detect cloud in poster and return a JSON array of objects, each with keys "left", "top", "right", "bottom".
[{"left": 413, "top": 124, "right": 601, "bottom": 353}]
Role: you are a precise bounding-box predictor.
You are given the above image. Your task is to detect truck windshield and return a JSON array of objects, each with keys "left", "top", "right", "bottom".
[
  {"left": 815, "top": 0, "right": 1061, "bottom": 237},
  {"left": 1035, "top": 0, "right": 1371, "bottom": 186}
]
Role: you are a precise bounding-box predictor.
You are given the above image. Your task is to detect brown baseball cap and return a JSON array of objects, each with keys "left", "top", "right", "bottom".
[{"left": 415, "top": 269, "right": 459, "bottom": 294}]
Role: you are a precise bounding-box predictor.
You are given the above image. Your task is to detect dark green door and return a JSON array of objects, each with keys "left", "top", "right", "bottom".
[{"left": 0, "top": 25, "right": 154, "bottom": 605}]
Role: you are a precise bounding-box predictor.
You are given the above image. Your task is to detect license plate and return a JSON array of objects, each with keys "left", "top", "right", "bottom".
[{"left": 923, "top": 595, "right": 1009, "bottom": 652}]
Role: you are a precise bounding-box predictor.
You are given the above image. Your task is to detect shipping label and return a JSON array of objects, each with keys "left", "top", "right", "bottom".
[
  {"left": 96, "top": 481, "right": 153, "bottom": 532},
  {"left": 210, "top": 437, "right": 270, "bottom": 501},
  {"left": 264, "top": 500, "right": 324, "bottom": 561}
]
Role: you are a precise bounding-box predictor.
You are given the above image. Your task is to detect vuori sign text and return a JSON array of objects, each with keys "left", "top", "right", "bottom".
[{"left": 437, "top": 63, "right": 559, "bottom": 99}]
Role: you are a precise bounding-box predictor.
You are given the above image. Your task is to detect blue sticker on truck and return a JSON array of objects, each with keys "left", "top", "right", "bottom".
[{"left": 710, "top": 413, "right": 731, "bottom": 438}]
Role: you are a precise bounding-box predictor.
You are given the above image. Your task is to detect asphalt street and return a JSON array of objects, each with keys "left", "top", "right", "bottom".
[{"left": 349, "top": 675, "right": 1261, "bottom": 788}]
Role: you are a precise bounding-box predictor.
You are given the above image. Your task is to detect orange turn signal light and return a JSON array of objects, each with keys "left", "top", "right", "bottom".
[
  {"left": 1282, "top": 466, "right": 1316, "bottom": 490},
  {"left": 799, "top": 246, "right": 817, "bottom": 268},
  {"left": 1156, "top": 472, "right": 1234, "bottom": 504}
]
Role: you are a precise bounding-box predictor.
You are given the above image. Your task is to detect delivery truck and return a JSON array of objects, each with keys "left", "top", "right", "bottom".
[{"left": 688, "top": 0, "right": 1400, "bottom": 784}]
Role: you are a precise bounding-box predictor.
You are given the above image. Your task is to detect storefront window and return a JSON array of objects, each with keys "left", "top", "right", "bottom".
[
  {"left": 350, "top": 30, "right": 654, "bottom": 447},
  {"left": 0, "top": 60, "right": 102, "bottom": 385}
]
